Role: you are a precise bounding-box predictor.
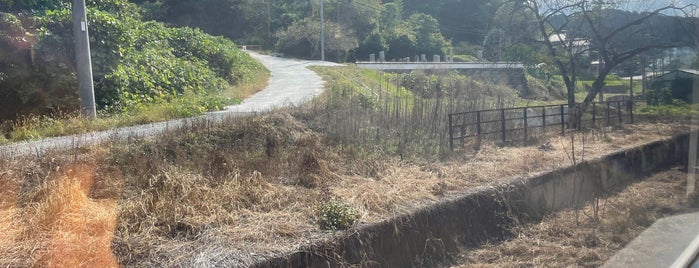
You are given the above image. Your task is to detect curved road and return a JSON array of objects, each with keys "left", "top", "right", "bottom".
[{"left": 0, "top": 52, "right": 340, "bottom": 157}]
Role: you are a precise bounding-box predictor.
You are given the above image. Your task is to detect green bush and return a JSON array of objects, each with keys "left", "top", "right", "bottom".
[
  {"left": 317, "top": 199, "right": 357, "bottom": 230},
  {"left": 644, "top": 87, "right": 673, "bottom": 106},
  {"left": 30, "top": 0, "right": 263, "bottom": 114},
  {"left": 636, "top": 100, "right": 698, "bottom": 117}
]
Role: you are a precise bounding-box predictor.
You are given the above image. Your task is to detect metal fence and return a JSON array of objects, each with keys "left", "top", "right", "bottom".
[{"left": 448, "top": 100, "right": 634, "bottom": 150}]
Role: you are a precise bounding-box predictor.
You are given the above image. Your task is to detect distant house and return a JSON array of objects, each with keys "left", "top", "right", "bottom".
[
  {"left": 650, "top": 69, "right": 698, "bottom": 102},
  {"left": 548, "top": 31, "right": 591, "bottom": 56}
]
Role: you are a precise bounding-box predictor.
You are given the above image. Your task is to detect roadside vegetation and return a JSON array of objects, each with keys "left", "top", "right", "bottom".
[
  {"left": 0, "top": 0, "right": 268, "bottom": 143},
  {"left": 0, "top": 0, "right": 696, "bottom": 265},
  {"left": 306, "top": 66, "right": 521, "bottom": 158},
  {"left": 0, "top": 64, "right": 691, "bottom": 266},
  {"left": 1, "top": 68, "right": 268, "bottom": 144},
  {"left": 636, "top": 101, "right": 699, "bottom": 119}
]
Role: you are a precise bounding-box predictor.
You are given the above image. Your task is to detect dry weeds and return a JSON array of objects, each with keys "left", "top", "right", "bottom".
[
  {"left": 0, "top": 158, "right": 119, "bottom": 267},
  {"left": 0, "top": 111, "right": 689, "bottom": 266},
  {"left": 454, "top": 167, "right": 694, "bottom": 268},
  {"left": 333, "top": 122, "right": 685, "bottom": 224}
]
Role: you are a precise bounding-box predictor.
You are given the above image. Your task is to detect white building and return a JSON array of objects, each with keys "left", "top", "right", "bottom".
[{"left": 548, "top": 31, "right": 591, "bottom": 56}]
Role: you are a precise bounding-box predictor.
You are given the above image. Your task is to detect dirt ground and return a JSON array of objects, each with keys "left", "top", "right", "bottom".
[{"left": 453, "top": 167, "right": 698, "bottom": 268}]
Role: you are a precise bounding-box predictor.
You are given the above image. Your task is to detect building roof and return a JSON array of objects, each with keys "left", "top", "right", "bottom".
[
  {"left": 651, "top": 69, "right": 699, "bottom": 83},
  {"left": 548, "top": 32, "right": 590, "bottom": 47}
]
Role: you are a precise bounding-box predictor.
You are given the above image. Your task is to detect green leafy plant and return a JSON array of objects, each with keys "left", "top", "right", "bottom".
[
  {"left": 23, "top": 0, "right": 261, "bottom": 107},
  {"left": 644, "top": 87, "right": 673, "bottom": 106},
  {"left": 316, "top": 199, "right": 358, "bottom": 230},
  {"left": 636, "top": 101, "right": 699, "bottom": 117}
]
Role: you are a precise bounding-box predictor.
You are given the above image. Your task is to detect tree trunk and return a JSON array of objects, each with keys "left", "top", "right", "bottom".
[
  {"left": 567, "top": 86, "right": 577, "bottom": 130},
  {"left": 575, "top": 65, "right": 614, "bottom": 126}
]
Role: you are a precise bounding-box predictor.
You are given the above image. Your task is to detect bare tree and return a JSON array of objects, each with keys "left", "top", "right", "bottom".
[{"left": 512, "top": 0, "right": 695, "bottom": 128}]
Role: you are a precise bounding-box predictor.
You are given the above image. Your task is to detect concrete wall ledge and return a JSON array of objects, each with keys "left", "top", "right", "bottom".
[{"left": 251, "top": 133, "right": 690, "bottom": 268}]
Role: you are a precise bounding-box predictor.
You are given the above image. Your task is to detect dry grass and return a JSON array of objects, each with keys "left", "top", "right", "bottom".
[
  {"left": 112, "top": 167, "right": 326, "bottom": 266},
  {"left": 224, "top": 67, "right": 270, "bottom": 101},
  {"left": 0, "top": 110, "right": 689, "bottom": 266},
  {"left": 455, "top": 167, "right": 694, "bottom": 268},
  {"left": 0, "top": 157, "right": 119, "bottom": 267},
  {"left": 331, "top": 122, "right": 685, "bottom": 224},
  {"left": 2, "top": 65, "right": 690, "bottom": 267}
]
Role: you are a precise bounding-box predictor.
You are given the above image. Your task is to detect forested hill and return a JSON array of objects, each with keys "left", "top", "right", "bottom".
[
  {"left": 144, "top": 0, "right": 499, "bottom": 62},
  {"left": 0, "top": 0, "right": 263, "bottom": 120},
  {"left": 142, "top": 0, "right": 696, "bottom": 63},
  {"left": 1, "top": 0, "right": 695, "bottom": 121}
]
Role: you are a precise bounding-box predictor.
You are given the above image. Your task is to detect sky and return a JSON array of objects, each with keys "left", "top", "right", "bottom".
[{"left": 618, "top": 0, "right": 699, "bottom": 15}]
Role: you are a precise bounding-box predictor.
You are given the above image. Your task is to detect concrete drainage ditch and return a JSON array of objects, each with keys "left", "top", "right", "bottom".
[{"left": 251, "top": 133, "right": 690, "bottom": 268}]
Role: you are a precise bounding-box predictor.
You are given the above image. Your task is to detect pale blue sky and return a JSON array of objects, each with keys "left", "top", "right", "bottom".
[{"left": 618, "top": 0, "right": 698, "bottom": 15}]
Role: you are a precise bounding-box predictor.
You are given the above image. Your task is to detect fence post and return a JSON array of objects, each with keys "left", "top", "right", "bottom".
[
  {"left": 540, "top": 107, "right": 546, "bottom": 135},
  {"left": 617, "top": 101, "right": 622, "bottom": 124},
  {"left": 501, "top": 109, "right": 506, "bottom": 142},
  {"left": 629, "top": 99, "right": 634, "bottom": 124},
  {"left": 592, "top": 102, "right": 597, "bottom": 126},
  {"left": 606, "top": 102, "right": 611, "bottom": 126},
  {"left": 476, "top": 111, "right": 482, "bottom": 136},
  {"left": 448, "top": 114, "right": 454, "bottom": 151},
  {"left": 523, "top": 108, "right": 528, "bottom": 140},
  {"left": 560, "top": 104, "right": 565, "bottom": 135}
]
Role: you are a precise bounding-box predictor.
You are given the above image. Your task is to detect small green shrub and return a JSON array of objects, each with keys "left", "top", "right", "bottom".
[
  {"left": 644, "top": 87, "right": 673, "bottom": 106},
  {"left": 316, "top": 199, "right": 357, "bottom": 230},
  {"left": 636, "top": 101, "right": 698, "bottom": 117}
]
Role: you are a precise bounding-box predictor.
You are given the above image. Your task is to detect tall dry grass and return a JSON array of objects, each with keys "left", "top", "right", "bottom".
[
  {"left": 0, "top": 66, "right": 689, "bottom": 267},
  {"left": 1, "top": 113, "right": 336, "bottom": 267},
  {"left": 106, "top": 114, "right": 336, "bottom": 266},
  {"left": 304, "top": 67, "right": 520, "bottom": 158},
  {"left": 0, "top": 112, "right": 685, "bottom": 266},
  {"left": 0, "top": 158, "right": 119, "bottom": 267}
]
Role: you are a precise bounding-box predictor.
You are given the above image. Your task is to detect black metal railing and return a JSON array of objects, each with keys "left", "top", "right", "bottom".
[{"left": 448, "top": 100, "right": 634, "bottom": 150}]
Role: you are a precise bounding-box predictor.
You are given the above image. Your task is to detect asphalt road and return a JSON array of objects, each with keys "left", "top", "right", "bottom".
[{"left": 0, "top": 52, "right": 340, "bottom": 157}]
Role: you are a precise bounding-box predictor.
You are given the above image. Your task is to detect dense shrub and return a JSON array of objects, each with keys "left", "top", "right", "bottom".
[
  {"left": 104, "top": 47, "right": 229, "bottom": 108},
  {"left": 644, "top": 87, "right": 673, "bottom": 106},
  {"left": 0, "top": 12, "right": 80, "bottom": 120},
  {"left": 0, "top": 0, "right": 263, "bottom": 118}
]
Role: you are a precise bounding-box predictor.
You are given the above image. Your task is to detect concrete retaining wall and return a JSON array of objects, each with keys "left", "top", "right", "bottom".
[{"left": 252, "top": 134, "right": 690, "bottom": 268}]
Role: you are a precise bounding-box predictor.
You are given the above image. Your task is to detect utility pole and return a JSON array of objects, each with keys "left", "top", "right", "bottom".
[
  {"left": 72, "top": 0, "right": 96, "bottom": 118},
  {"left": 320, "top": 0, "right": 325, "bottom": 61}
]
